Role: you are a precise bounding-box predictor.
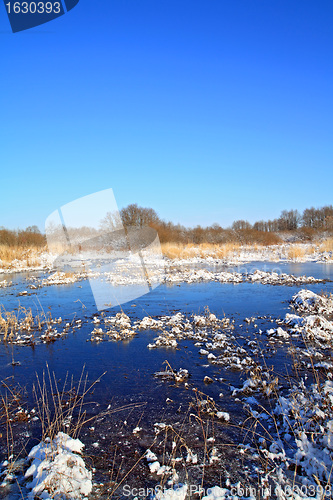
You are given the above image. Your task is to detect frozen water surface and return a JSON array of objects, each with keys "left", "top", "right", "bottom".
[{"left": 0, "top": 261, "right": 332, "bottom": 498}]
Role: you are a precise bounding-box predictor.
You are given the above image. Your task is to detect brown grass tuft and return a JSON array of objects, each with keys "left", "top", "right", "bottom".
[
  {"left": 0, "top": 245, "right": 45, "bottom": 269},
  {"left": 320, "top": 237, "right": 333, "bottom": 252},
  {"left": 161, "top": 242, "right": 240, "bottom": 260},
  {"left": 287, "top": 245, "right": 306, "bottom": 261}
]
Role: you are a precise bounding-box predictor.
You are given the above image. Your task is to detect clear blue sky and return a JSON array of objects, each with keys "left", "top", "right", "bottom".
[{"left": 0, "top": 0, "right": 332, "bottom": 230}]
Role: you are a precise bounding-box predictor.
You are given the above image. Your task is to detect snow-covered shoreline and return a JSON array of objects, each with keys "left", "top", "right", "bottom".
[{"left": 0, "top": 243, "right": 332, "bottom": 276}]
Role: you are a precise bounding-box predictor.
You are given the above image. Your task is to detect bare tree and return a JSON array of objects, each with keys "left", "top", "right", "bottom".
[
  {"left": 100, "top": 211, "right": 123, "bottom": 231},
  {"left": 232, "top": 220, "right": 252, "bottom": 231},
  {"left": 278, "top": 210, "right": 301, "bottom": 230},
  {"left": 120, "top": 204, "right": 160, "bottom": 228}
]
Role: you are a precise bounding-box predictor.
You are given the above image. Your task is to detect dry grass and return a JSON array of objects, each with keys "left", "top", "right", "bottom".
[
  {"left": 0, "top": 245, "right": 45, "bottom": 269},
  {"left": 321, "top": 237, "right": 333, "bottom": 252},
  {"left": 0, "top": 305, "right": 55, "bottom": 342},
  {"left": 32, "top": 365, "right": 104, "bottom": 441},
  {"left": 161, "top": 242, "right": 241, "bottom": 260},
  {"left": 287, "top": 245, "right": 306, "bottom": 261},
  {"left": 0, "top": 367, "right": 144, "bottom": 498},
  {"left": 0, "top": 245, "right": 26, "bottom": 264}
]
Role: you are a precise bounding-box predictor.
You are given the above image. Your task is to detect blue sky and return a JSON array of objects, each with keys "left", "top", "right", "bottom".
[{"left": 0, "top": 0, "right": 332, "bottom": 230}]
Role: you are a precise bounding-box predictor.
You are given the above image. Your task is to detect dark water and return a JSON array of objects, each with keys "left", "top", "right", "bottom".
[
  {"left": 0, "top": 263, "right": 332, "bottom": 399},
  {"left": 0, "top": 263, "right": 333, "bottom": 496}
]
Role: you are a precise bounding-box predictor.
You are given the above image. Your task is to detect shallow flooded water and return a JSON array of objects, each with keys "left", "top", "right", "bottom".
[
  {"left": 1, "top": 262, "right": 332, "bottom": 401},
  {"left": 0, "top": 262, "right": 332, "bottom": 497},
  {"left": 0, "top": 267, "right": 331, "bottom": 385}
]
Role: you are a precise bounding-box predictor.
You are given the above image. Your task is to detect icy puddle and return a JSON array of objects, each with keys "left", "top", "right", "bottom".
[{"left": 0, "top": 263, "right": 332, "bottom": 499}]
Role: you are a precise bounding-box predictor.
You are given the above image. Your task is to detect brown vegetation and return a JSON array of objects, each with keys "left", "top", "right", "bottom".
[
  {"left": 0, "top": 245, "right": 44, "bottom": 269},
  {"left": 287, "top": 245, "right": 307, "bottom": 261},
  {"left": 0, "top": 205, "right": 332, "bottom": 268},
  {"left": 321, "top": 237, "right": 333, "bottom": 252},
  {"left": 0, "top": 226, "right": 45, "bottom": 247},
  {"left": 120, "top": 203, "right": 333, "bottom": 245}
]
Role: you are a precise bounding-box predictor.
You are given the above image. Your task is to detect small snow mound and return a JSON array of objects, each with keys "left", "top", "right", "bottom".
[
  {"left": 25, "top": 432, "right": 92, "bottom": 499},
  {"left": 216, "top": 411, "right": 230, "bottom": 422},
  {"left": 291, "top": 289, "right": 333, "bottom": 315}
]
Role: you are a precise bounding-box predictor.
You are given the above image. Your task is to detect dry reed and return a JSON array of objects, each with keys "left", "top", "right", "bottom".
[
  {"left": 321, "top": 237, "right": 333, "bottom": 252},
  {"left": 0, "top": 245, "right": 45, "bottom": 269},
  {"left": 161, "top": 242, "right": 241, "bottom": 260}
]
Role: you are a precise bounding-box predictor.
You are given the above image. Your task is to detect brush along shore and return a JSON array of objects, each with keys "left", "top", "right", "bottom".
[{"left": 0, "top": 240, "right": 333, "bottom": 275}]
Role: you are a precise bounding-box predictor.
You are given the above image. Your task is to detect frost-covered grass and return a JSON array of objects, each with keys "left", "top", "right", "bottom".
[
  {"left": 0, "top": 367, "right": 108, "bottom": 498},
  {"left": 0, "top": 245, "right": 47, "bottom": 271},
  {"left": 230, "top": 289, "right": 333, "bottom": 498},
  {"left": 163, "top": 242, "right": 333, "bottom": 264},
  {"left": 0, "top": 305, "right": 66, "bottom": 344},
  {"left": 161, "top": 242, "right": 241, "bottom": 260},
  {"left": 321, "top": 237, "right": 333, "bottom": 252},
  {"left": 273, "top": 375, "right": 333, "bottom": 490},
  {"left": 1, "top": 241, "right": 332, "bottom": 276},
  {"left": 237, "top": 367, "right": 333, "bottom": 499}
]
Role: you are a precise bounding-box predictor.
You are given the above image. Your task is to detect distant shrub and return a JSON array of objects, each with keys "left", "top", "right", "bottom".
[
  {"left": 321, "top": 238, "right": 333, "bottom": 252},
  {"left": 17, "top": 228, "right": 46, "bottom": 247},
  {"left": 232, "top": 229, "right": 281, "bottom": 246},
  {"left": 297, "top": 226, "right": 318, "bottom": 241},
  {"left": 0, "top": 227, "right": 46, "bottom": 248},
  {"left": 0, "top": 229, "right": 16, "bottom": 246}
]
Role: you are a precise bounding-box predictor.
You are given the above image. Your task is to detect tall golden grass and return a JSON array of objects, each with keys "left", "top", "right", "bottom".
[
  {"left": 161, "top": 242, "right": 241, "bottom": 259},
  {"left": 0, "top": 305, "right": 53, "bottom": 342},
  {"left": 0, "top": 245, "right": 45, "bottom": 269},
  {"left": 321, "top": 237, "right": 333, "bottom": 252},
  {"left": 287, "top": 245, "right": 306, "bottom": 261}
]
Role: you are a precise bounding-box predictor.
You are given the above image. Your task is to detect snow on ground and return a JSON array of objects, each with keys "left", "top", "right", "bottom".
[
  {"left": 0, "top": 242, "right": 332, "bottom": 277},
  {"left": 22, "top": 266, "right": 326, "bottom": 296},
  {"left": 0, "top": 251, "right": 56, "bottom": 274},
  {"left": 282, "top": 290, "right": 333, "bottom": 346},
  {"left": 290, "top": 289, "right": 333, "bottom": 315},
  {"left": 165, "top": 269, "right": 323, "bottom": 286},
  {"left": 25, "top": 432, "right": 92, "bottom": 499},
  {"left": 167, "top": 243, "right": 333, "bottom": 266},
  {"left": 43, "top": 272, "right": 82, "bottom": 286},
  {"left": 90, "top": 312, "right": 136, "bottom": 341}
]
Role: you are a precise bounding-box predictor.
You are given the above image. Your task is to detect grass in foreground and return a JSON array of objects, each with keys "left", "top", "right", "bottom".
[
  {"left": 0, "top": 353, "right": 332, "bottom": 499},
  {"left": 0, "top": 304, "right": 61, "bottom": 343}
]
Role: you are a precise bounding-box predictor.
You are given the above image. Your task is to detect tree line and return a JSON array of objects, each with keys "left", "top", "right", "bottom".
[
  {"left": 0, "top": 226, "right": 46, "bottom": 247},
  {"left": 1, "top": 204, "right": 332, "bottom": 247},
  {"left": 119, "top": 204, "right": 333, "bottom": 244}
]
